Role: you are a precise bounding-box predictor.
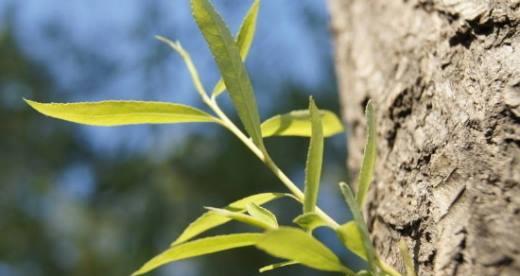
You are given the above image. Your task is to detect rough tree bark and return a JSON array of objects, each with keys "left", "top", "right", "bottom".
[{"left": 328, "top": 0, "right": 520, "bottom": 275}]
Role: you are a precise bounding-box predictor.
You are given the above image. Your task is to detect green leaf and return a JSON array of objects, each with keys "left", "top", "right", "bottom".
[
  {"left": 261, "top": 109, "right": 343, "bottom": 138},
  {"left": 293, "top": 212, "right": 329, "bottom": 232},
  {"left": 356, "top": 100, "right": 376, "bottom": 207},
  {"left": 339, "top": 182, "right": 377, "bottom": 273},
  {"left": 172, "top": 193, "right": 285, "bottom": 246},
  {"left": 303, "top": 98, "right": 324, "bottom": 213},
  {"left": 246, "top": 203, "right": 278, "bottom": 229},
  {"left": 259, "top": 261, "right": 298, "bottom": 273},
  {"left": 211, "top": 0, "right": 260, "bottom": 98},
  {"left": 191, "top": 0, "right": 265, "bottom": 150},
  {"left": 132, "top": 233, "right": 262, "bottom": 276},
  {"left": 205, "top": 206, "right": 275, "bottom": 230},
  {"left": 156, "top": 36, "right": 208, "bottom": 100},
  {"left": 256, "top": 227, "right": 353, "bottom": 274},
  {"left": 336, "top": 221, "right": 367, "bottom": 260},
  {"left": 399, "top": 239, "right": 416, "bottom": 276},
  {"left": 25, "top": 99, "right": 217, "bottom": 127}
]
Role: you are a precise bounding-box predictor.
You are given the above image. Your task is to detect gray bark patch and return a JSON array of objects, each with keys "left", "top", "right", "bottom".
[{"left": 328, "top": 0, "right": 520, "bottom": 275}]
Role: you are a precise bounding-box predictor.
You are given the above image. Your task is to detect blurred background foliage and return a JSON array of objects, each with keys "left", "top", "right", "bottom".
[{"left": 0, "top": 0, "right": 357, "bottom": 275}]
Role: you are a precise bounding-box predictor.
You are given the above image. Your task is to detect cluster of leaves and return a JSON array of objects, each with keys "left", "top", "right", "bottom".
[{"left": 26, "top": 0, "right": 415, "bottom": 275}]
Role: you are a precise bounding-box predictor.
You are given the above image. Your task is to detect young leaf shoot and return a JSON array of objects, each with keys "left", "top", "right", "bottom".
[
  {"left": 211, "top": 0, "right": 260, "bottom": 98},
  {"left": 246, "top": 203, "right": 278, "bottom": 229},
  {"left": 340, "top": 182, "right": 379, "bottom": 274},
  {"left": 356, "top": 100, "right": 376, "bottom": 207},
  {"left": 205, "top": 207, "right": 276, "bottom": 230},
  {"left": 303, "top": 98, "right": 324, "bottom": 213},
  {"left": 192, "top": 0, "right": 265, "bottom": 150},
  {"left": 172, "top": 193, "right": 286, "bottom": 245}
]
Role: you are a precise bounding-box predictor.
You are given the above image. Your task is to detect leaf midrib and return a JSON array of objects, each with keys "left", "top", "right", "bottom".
[{"left": 200, "top": 0, "right": 262, "bottom": 144}]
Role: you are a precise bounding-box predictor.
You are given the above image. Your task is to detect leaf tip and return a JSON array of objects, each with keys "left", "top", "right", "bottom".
[
  {"left": 156, "top": 35, "right": 182, "bottom": 51},
  {"left": 308, "top": 95, "right": 315, "bottom": 106},
  {"left": 23, "top": 98, "right": 36, "bottom": 107},
  {"left": 338, "top": 181, "right": 348, "bottom": 190},
  {"left": 24, "top": 98, "right": 44, "bottom": 113},
  {"left": 338, "top": 181, "right": 354, "bottom": 201},
  {"left": 365, "top": 99, "right": 374, "bottom": 115},
  {"left": 155, "top": 35, "right": 172, "bottom": 45},
  {"left": 154, "top": 34, "right": 166, "bottom": 41},
  {"left": 308, "top": 97, "right": 321, "bottom": 118}
]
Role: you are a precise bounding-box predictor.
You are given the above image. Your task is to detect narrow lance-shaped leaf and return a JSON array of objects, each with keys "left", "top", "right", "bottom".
[
  {"left": 303, "top": 98, "right": 324, "bottom": 213},
  {"left": 259, "top": 261, "right": 298, "bottom": 273},
  {"left": 132, "top": 233, "right": 262, "bottom": 276},
  {"left": 211, "top": 0, "right": 260, "bottom": 98},
  {"left": 336, "top": 221, "right": 367, "bottom": 260},
  {"left": 172, "top": 193, "right": 286, "bottom": 246},
  {"left": 261, "top": 109, "right": 343, "bottom": 138},
  {"left": 205, "top": 207, "right": 275, "bottom": 230},
  {"left": 191, "top": 0, "right": 265, "bottom": 150},
  {"left": 339, "top": 182, "right": 377, "bottom": 273},
  {"left": 356, "top": 100, "right": 376, "bottom": 207},
  {"left": 246, "top": 203, "right": 278, "bottom": 229},
  {"left": 256, "top": 227, "right": 354, "bottom": 274},
  {"left": 25, "top": 99, "right": 217, "bottom": 126}
]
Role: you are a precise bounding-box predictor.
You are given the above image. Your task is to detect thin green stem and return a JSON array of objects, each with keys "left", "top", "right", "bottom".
[
  {"left": 207, "top": 98, "right": 338, "bottom": 228},
  {"left": 210, "top": 100, "right": 400, "bottom": 276},
  {"left": 166, "top": 36, "right": 336, "bottom": 227},
  {"left": 204, "top": 88, "right": 399, "bottom": 276},
  {"left": 156, "top": 36, "right": 211, "bottom": 102},
  {"left": 164, "top": 35, "right": 397, "bottom": 273},
  {"left": 167, "top": 37, "right": 337, "bottom": 239}
]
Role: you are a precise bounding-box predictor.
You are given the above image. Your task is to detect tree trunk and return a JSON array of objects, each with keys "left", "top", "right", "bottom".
[{"left": 328, "top": 0, "right": 520, "bottom": 275}]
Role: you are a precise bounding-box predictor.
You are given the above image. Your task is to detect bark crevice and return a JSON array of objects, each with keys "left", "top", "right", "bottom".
[{"left": 328, "top": 0, "right": 520, "bottom": 275}]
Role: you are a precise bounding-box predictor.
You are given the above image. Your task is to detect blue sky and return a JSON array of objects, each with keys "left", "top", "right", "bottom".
[{"left": 1, "top": 0, "right": 336, "bottom": 156}]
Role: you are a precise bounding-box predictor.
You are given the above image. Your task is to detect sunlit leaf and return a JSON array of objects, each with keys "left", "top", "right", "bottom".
[
  {"left": 259, "top": 261, "right": 298, "bottom": 273},
  {"left": 256, "top": 227, "right": 353, "bottom": 274},
  {"left": 25, "top": 99, "right": 217, "bottom": 126},
  {"left": 336, "top": 221, "right": 367, "bottom": 260},
  {"left": 303, "top": 98, "right": 324, "bottom": 213},
  {"left": 246, "top": 203, "right": 278, "bottom": 229},
  {"left": 293, "top": 212, "right": 329, "bottom": 232},
  {"left": 211, "top": 0, "right": 260, "bottom": 98},
  {"left": 156, "top": 36, "right": 208, "bottom": 99},
  {"left": 261, "top": 110, "right": 343, "bottom": 138},
  {"left": 192, "top": 0, "right": 265, "bottom": 150},
  {"left": 356, "top": 100, "right": 376, "bottom": 207},
  {"left": 172, "top": 193, "right": 286, "bottom": 246},
  {"left": 205, "top": 206, "right": 274, "bottom": 230},
  {"left": 339, "top": 182, "right": 376, "bottom": 272},
  {"left": 133, "top": 233, "right": 262, "bottom": 276}
]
